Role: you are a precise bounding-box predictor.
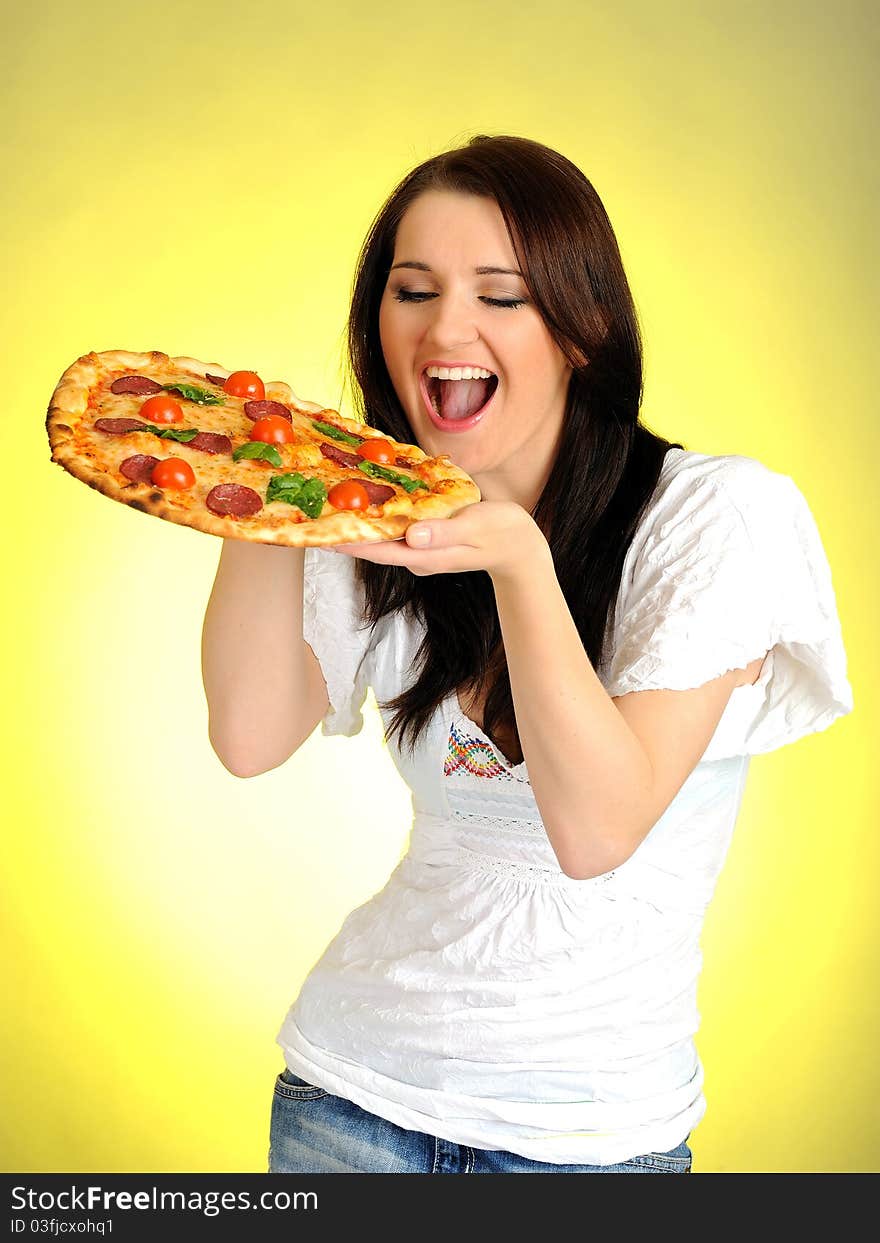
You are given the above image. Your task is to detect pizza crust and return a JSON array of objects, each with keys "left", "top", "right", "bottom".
[{"left": 46, "top": 350, "right": 481, "bottom": 546}]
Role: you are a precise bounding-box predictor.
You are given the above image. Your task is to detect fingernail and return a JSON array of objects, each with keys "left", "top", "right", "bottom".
[{"left": 408, "top": 527, "right": 431, "bottom": 547}]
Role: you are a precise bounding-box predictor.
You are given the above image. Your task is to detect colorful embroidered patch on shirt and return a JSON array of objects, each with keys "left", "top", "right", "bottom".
[{"left": 444, "top": 719, "right": 518, "bottom": 781}]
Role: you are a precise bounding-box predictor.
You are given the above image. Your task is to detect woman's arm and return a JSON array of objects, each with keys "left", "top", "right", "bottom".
[
  {"left": 491, "top": 556, "right": 750, "bottom": 879},
  {"left": 201, "top": 540, "right": 329, "bottom": 778},
  {"left": 331, "top": 502, "right": 756, "bottom": 880}
]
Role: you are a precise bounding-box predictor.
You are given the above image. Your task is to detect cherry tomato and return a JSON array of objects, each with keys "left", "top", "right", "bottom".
[
  {"left": 357, "top": 438, "right": 395, "bottom": 464},
  {"left": 140, "top": 395, "right": 183, "bottom": 424},
  {"left": 251, "top": 415, "right": 296, "bottom": 445},
  {"left": 328, "top": 480, "right": 371, "bottom": 510},
  {"left": 151, "top": 458, "right": 196, "bottom": 490},
  {"left": 224, "top": 370, "right": 265, "bottom": 400}
]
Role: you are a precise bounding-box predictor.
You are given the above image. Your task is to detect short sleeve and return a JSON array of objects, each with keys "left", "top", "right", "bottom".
[
  {"left": 301, "top": 547, "right": 375, "bottom": 737},
  {"left": 602, "top": 456, "right": 854, "bottom": 758}
]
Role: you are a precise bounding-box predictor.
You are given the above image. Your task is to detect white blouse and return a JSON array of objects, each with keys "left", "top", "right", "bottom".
[{"left": 275, "top": 446, "right": 853, "bottom": 1165}]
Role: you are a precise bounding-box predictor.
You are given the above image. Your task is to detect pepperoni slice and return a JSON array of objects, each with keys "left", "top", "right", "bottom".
[
  {"left": 395, "top": 456, "right": 419, "bottom": 469},
  {"left": 187, "top": 431, "right": 232, "bottom": 455},
  {"left": 205, "top": 483, "right": 263, "bottom": 517},
  {"left": 119, "top": 454, "right": 161, "bottom": 482},
  {"left": 94, "top": 417, "right": 149, "bottom": 434},
  {"left": 205, "top": 373, "right": 227, "bottom": 385},
  {"left": 243, "top": 400, "right": 292, "bottom": 423},
  {"left": 319, "top": 441, "right": 361, "bottom": 469},
  {"left": 109, "top": 375, "right": 163, "bottom": 395},
  {"left": 359, "top": 481, "right": 396, "bottom": 506}
]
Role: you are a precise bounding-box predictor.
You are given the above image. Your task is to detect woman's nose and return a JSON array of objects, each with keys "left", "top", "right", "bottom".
[{"left": 423, "top": 294, "right": 479, "bottom": 349}]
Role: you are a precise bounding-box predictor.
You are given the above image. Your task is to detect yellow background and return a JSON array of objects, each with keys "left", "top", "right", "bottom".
[{"left": 2, "top": 0, "right": 875, "bottom": 1173}]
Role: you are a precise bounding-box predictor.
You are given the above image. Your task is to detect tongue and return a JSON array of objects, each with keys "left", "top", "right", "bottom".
[{"left": 439, "top": 377, "right": 491, "bottom": 420}]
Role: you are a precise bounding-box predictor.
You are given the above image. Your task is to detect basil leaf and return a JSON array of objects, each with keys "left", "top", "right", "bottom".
[
  {"left": 291, "top": 477, "right": 328, "bottom": 519},
  {"left": 140, "top": 423, "right": 199, "bottom": 442},
  {"left": 266, "top": 471, "right": 306, "bottom": 497},
  {"left": 266, "top": 472, "right": 327, "bottom": 519},
  {"left": 311, "top": 419, "right": 363, "bottom": 447},
  {"left": 232, "top": 441, "right": 283, "bottom": 467},
  {"left": 162, "top": 382, "right": 224, "bottom": 405},
  {"left": 357, "top": 460, "right": 428, "bottom": 493}
]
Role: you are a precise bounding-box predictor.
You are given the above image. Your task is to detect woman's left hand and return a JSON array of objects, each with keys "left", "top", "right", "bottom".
[{"left": 330, "top": 500, "right": 552, "bottom": 583}]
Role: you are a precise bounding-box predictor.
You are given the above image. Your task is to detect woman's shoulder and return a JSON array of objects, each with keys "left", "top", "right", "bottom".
[
  {"left": 605, "top": 445, "right": 853, "bottom": 750},
  {"left": 654, "top": 444, "right": 785, "bottom": 501},
  {"left": 616, "top": 444, "right": 817, "bottom": 608},
  {"left": 644, "top": 445, "right": 800, "bottom": 542}
]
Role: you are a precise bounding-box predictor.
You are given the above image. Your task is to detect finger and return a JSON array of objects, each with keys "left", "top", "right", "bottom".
[
  {"left": 405, "top": 524, "right": 432, "bottom": 548},
  {"left": 331, "top": 541, "right": 425, "bottom": 565},
  {"left": 405, "top": 515, "right": 479, "bottom": 550},
  {"left": 334, "top": 541, "right": 480, "bottom": 574}
]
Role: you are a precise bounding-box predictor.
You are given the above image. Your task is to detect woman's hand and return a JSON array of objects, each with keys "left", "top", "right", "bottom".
[{"left": 330, "top": 500, "right": 552, "bottom": 585}]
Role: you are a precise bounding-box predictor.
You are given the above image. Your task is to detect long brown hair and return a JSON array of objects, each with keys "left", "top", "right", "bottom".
[{"left": 343, "top": 134, "right": 683, "bottom": 764}]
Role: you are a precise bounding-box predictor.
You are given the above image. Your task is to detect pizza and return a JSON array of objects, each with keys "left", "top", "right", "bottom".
[{"left": 46, "top": 349, "right": 481, "bottom": 545}]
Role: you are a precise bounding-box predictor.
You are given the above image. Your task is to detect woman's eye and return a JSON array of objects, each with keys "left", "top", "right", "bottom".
[{"left": 392, "top": 290, "right": 526, "bottom": 310}]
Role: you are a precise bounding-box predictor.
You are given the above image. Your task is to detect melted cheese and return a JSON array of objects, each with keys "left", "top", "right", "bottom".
[{"left": 76, "top": 376, "right": 434, "bottom": 530}]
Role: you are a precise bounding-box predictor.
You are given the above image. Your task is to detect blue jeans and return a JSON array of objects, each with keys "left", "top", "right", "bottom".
[{"left": 268, "top": 1068, "right": 693, "bottom": 1174}]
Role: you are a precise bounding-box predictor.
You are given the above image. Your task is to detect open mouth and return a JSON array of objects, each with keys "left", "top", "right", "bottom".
[{"left": 421, "top": 367, "right": 499, "bottom": 424}]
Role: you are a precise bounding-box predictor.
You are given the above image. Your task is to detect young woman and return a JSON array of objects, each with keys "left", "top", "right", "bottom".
[{"left": 201, "top": 135, "right": 853, "bottom": 1174}]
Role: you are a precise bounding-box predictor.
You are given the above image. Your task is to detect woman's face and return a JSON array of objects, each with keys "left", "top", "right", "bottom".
[{"left": 378, "top": 190, "right": 573, "bottom": 509}]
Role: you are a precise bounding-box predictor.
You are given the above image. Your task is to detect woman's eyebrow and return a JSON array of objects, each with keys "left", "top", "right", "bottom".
[{"left": 389, "top": 261, "right": 524, "bottom": 277}]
